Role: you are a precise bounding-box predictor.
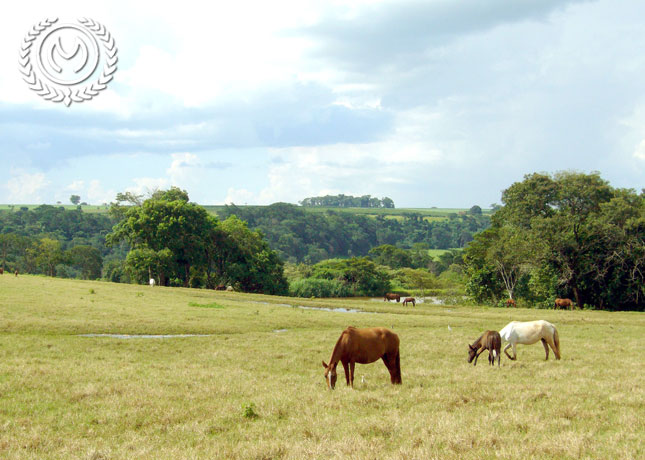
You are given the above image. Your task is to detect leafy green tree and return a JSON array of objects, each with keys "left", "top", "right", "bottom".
[
  {"left": 214, "top": 216, "right": 288, "bottom": 295},
  {"left": 468, "top": 171, "right": 644, "bottom": 310},
  {"left": 0, "top": 233, "right": 19, "bottom": 270},
  {"left": 65, "top": 245, "right": 103, "bottom": 279},
  {"left": 467, "top": 226, "right": 536, "bottom": 300},
  {"left": 107, "top": 190, "right": 212, "bottom": 287},
  {"left": 125, "top": 248, "right": 174, "bottom": 285},
  {"left": 311, "top": 257, "right": 390, "bottom": 296},
  {"left": 29, "top": 238, "right": 64, "bottom": 277},
  {"left": 70, "top": 195, "right": 81, "bottom": 205},
  {"left": 394, "top": 267, "right": 438, "bottom": 297},
  {"left": 369, "top": 244, "right": 412, "bottom": 268}
]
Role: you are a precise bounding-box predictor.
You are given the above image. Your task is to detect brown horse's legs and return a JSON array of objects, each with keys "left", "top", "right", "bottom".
[
  {"left": 474, "top": 348, "right": 486, "bottom": 366},
  {"left": 349, "top": 361, "right": 355, "bottom": 388},
  {"left": 341, "top": 361, "right": 350, "bottom": 386},
  {"left": 391, "top": 353, "right": 401, "bottom": 384},
  {"left": 382, "top": 353, "right": 402, "bottom": 384},
  {"left": 541, "top": 338, "right": 550, "bottom": 360}
]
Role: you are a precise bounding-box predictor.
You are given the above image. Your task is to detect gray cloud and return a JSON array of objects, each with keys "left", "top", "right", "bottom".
[
  {"left": 299, "top": 0, "right": 591, "bottom": 73},
  {"left": 0, "top": 80, "right": 393, "bottom": 169}
]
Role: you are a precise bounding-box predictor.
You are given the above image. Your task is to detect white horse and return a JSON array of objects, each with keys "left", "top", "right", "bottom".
[
  {"left": 499, "top": 320, "right": 561, "bottom": 361},
  {"left": 149, "top": 278, "right": 155, "bottom": 287}
]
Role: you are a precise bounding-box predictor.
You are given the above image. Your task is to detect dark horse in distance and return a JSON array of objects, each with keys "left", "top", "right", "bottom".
[
  {"left": 322, "top": 326, "right": 402, "bottom": 389},
  {"left": 384, "top": 293, "right": 400, "bottom": 302}
]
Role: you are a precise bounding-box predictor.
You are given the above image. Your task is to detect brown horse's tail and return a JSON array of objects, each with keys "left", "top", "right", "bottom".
[{"left": 553, "top": 328, "right": 561, "bottom": 360}]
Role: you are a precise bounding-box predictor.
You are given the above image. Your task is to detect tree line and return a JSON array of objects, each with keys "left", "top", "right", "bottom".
[
  {"left": 464, "top": 172, "right": 644, "bottom": 310},
  {"left": 106, "top": 188, "right": 288, "bottom": 294},
  {"left": 299, "top": 194, "right": 395, "bottom": 208},
  {"left": 0, "top": 205, "right": 118, "bottom": 279},
  {"left": 218, "top": 203, "right": 489, "bottom": 263}
]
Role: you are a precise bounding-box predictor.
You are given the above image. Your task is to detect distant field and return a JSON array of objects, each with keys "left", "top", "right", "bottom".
[
  {"left": 0, "top": 275, "right": 641, "bottom": 459},
  {"left": 0, "top": 204, "right": 109, "bottom": 214},
  {"left": 427, "top": 248, "right": 459, "bottom": 260},
  {"left": 0, "top": 204, "right": 492, "bottom": 219},
  {"left": 202, "top": 205, "right": 491, "bottom": 219}
]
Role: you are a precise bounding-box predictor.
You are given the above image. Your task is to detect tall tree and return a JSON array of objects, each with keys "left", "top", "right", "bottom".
[
  {"left": 467, "top": 171, "right": 644, "bottom": 310},
  {"left": 107, "top": 189, "right": 212, "bottom": 287},
  {"left": 29, "top": 238, "right": 63, "bottom": 277},
  {"left": 65, "top": 245, "right": 103, "bottom": 280}
]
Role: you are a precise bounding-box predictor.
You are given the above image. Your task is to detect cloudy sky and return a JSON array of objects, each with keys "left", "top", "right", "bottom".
[{"left": 1, "top": 0, "right": 644, "bottom": 207}]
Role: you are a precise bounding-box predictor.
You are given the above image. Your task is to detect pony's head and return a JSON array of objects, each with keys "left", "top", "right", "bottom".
[
  {"left": 321, "top": 361, "right": 337, "bottom": 390},
  {"left": 467, "top": 344, "right": 478, "bottom": 363}
]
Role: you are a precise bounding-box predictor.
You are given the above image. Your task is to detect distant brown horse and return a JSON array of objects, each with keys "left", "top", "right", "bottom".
[
  {"left": 506, "top": 299, "right": 516, "bottom": 308},
  {"left": 322, "top": 326, "right": 401, "bottom": 389},
  {"left": 384, "top": 293, "right": 400, "bottom": 302},
  {"left": 468, "top": 330, "right": 501, "bottom": 366},
  {"left": 554, "top": 298, "right": 574, "bottom": 310},
  {"left": 403, "top": 297, "right": 416, "bottom": 307},
  {"left": 215, "top": 285, "right": 226, "bottom": 291},
  {"left": 14, "top": 269, "right": 18, "bottom": 277},
  {"left": 0, "top": 267, "right": 3, "bottom": 275}
]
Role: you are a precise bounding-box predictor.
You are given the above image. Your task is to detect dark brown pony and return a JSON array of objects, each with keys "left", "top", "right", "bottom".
[
  {"left": 14, "top": 269, "right": 18, "bottom": 277},
  {"left": 506, "top": 299, "right": 516, "bottom": 308},
  {"left": 468, "top": 330, "right": 501, "bottom": 366},
  {"left": 554, "top": 298, "right": 574, "bottom": 310},
  {"left": 384, "top": 293, "right": 400, "bottom": 302},
  {"left": 0, "top": 267, "right": 3, "bottom": 275},
  {"left": 403, "top": 297, "right": 415, "bottom": 307},
  {"left": 322, "top": 326, "right": 401, "bottom": 389}
]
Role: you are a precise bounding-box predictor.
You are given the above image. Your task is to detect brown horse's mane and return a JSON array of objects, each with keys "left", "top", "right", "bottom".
[
  {"left": 328, "top": 326, "right": 356, "bottom": 367},
  {"left": 471, "top": 332, "right": 485, "bottom": 348}
]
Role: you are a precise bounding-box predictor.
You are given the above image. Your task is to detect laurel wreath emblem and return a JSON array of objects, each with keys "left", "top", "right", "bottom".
[{"left": 19, "top": 18, "right": 118, "bottom": 107}]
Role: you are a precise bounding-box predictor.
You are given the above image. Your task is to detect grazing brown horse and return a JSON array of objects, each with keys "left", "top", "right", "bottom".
[
  {"left": 554, "top": 298, "right": 574, "bottom": 310},
  {"left": 0, "top": 267, "right": 3, "bottom": 275},
  {"left": 403, "top": 297, "right": 416, "bottom": 307},
  {"left": 384, "top": 293, "right": 400, "bottom": 302},
  {"left": 506, "top": 299, "right": 516, "bottom": 308},
  {"left": 322, "top": 326, "right": 401, "bottom": 389},
  {"left": 468, "top": 330, "right": 501, "bottom": 366}
]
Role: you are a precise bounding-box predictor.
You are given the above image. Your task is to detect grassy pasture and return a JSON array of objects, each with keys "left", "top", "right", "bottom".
[
  {"left": 426, "top": 248, "right": 457, "bottom": 260},
  {"left": 0, "top": 276, "right": 642, "bottom": 459}
]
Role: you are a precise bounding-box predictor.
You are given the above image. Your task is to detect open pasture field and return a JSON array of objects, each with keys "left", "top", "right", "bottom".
[{"left": 0, "top": 276, "right": 642, "bottom": 459}]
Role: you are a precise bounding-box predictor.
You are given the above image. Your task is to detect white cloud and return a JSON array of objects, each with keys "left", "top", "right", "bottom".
[
  {"left": 166, "top": 152, "right": 202, "bottom": 185},
  {"left": 5, "top": 170, "right": 50, "bottom": 203},
  {"left": 125, "top": 177, "right": 170, "bottom": 197},
  {"left": 224, "top": 187, "right": 257, "bottom": 205},
  {"left": 634, "top": 140, "right": 645, "bottom": 161},
  {"left": 86, "top": 180, "right": 116, "bottom": 205},
  {"left": 65, "top": 180, "right": 85, "bottom": 192}
]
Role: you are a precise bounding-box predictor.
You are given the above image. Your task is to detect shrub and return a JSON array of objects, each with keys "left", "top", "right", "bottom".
[{"left": 289, "top": 278, "right": 352, "bottom": 298}]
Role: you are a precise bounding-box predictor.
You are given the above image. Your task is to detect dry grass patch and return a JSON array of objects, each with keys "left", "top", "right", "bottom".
[{"left": 0, "top": 275, "right": 643, "bottom": 459}]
